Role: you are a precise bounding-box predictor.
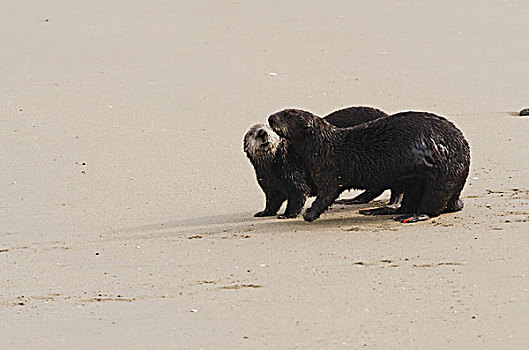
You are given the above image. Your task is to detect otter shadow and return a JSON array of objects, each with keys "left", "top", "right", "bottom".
[{"left": 102, "top": 202, "right": 399, "bottom": 241}]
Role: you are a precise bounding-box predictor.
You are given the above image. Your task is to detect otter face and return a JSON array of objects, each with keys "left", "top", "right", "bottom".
[
  {"left": 243, "top": 124, "right": 281, "bottom": 158},
  {"left": 268, "top": 109, "right": 327, "bottom": 141}
]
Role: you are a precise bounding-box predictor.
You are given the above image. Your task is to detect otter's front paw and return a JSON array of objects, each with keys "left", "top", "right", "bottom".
[
  {"left": 303, "top": 209, "right": 319, "bottom": 222},
  {"left": 254, "top": 211, "right": 275, "bottom": 217}
]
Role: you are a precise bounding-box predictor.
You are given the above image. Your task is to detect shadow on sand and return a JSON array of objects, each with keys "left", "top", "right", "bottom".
[{"left": 100, "top": 201, "right": 400, "bottom": 241}]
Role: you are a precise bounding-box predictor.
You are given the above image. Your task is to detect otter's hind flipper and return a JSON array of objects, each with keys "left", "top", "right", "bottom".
[{"left": 359, "top": 206, "right": 399, "bottom": 216}]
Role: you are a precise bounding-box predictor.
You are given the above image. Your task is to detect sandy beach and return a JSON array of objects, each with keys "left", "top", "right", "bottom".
[{"left": 2, "top": 0, "right": 529, "bottom": 348}]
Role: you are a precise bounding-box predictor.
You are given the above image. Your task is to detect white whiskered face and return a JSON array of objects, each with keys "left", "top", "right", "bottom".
[{"left": 243, "top": 124, "right": 281, "bottom": 158}]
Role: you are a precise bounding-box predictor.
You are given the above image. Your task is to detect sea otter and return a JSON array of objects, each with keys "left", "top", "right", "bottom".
[
  {"left": 244, "top": 106, "right": 392, "bottom": 218},
  {"left": 268, "top": 109, "right": 470, "bottom": 223}
]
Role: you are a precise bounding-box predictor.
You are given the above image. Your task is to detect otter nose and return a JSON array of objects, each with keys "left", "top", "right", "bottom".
[
  {"left": 256, "top": 129, "right": 267, "bottom": 139},
  {"left": 268, "top": 114, "right": 277, "bottom": 127}
]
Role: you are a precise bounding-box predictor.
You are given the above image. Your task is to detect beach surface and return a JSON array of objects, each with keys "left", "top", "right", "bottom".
[{"left": 2, "top": 0, "right": 529, "bottom": 348}]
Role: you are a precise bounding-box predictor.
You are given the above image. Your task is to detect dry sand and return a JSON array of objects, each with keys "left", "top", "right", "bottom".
[{"left": 2, "top": 0, "right": 529, "bottom": 348}]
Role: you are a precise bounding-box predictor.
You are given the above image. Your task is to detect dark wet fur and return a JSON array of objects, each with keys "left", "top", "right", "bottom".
[
  {"left": 324, "top": 106, "right": 387, "bottom": 128},
  {"left": 268, "top": 109, "right": 470, "bottom": 222},
  {"left": 244, "top": 107, "right": 388, "bottom": 218},
  {"left": 244, "top": 137, "right": 313, "bottom": 218}
]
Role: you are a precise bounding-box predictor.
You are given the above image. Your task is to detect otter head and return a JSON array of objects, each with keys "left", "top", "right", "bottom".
[
  {"left": 268, "top": 109, "right": 331, "bottom": 143},
  {"left": 243, "top": 123, "right": 282, "bottom": 159}
]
